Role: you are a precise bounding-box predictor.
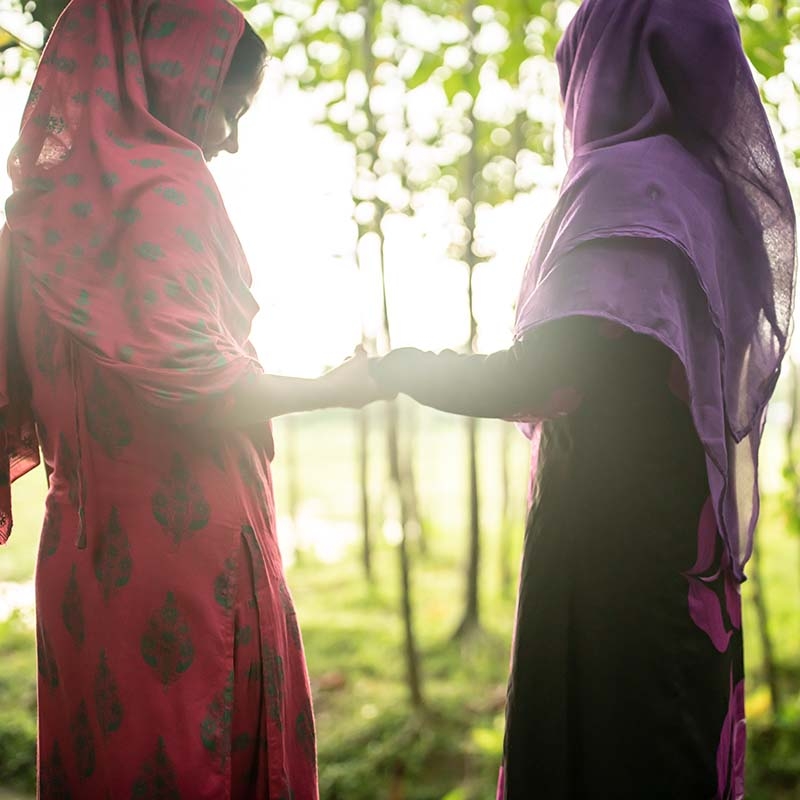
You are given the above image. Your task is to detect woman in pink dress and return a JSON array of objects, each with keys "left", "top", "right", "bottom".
[{"left": 0, "top": 1, "right": 384, "bottom": 797}]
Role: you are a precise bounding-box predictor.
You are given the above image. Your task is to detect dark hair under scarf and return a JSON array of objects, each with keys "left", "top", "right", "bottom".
[
  {"left": 225, "top": 21, "right": 268, "bottom": 89},
  {"left": 514, "top": 0, "right": 796, "bottom": 578}
]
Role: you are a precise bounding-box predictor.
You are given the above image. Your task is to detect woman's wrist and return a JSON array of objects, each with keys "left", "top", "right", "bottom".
[
  {"left": 368, "top": 348, "right": 424, "bottom": 395},
  {"left": 315, "top": 371, "right": 345, "bottom": 408}
]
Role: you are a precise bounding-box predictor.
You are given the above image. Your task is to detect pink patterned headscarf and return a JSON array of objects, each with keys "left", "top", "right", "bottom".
[{"left": 0, "top": 0, "right": 266, "bottom": 542}]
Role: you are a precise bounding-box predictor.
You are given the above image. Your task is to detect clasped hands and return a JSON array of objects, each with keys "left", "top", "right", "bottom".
[{"left": 321, "top": 346, "right": 395, "bottom": 409}]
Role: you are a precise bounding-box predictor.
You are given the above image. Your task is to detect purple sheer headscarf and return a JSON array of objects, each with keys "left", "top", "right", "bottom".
[{"left": 513, "top": 0, "right": 796, "bottom": 580}]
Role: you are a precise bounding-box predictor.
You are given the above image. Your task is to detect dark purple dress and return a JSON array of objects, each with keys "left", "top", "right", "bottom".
[{"left": 371, "top": 317, "right": 744, "bottom": 800}]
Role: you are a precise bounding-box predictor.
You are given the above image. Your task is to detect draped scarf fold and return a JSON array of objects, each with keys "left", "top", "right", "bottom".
[
  {"left": 1, "top": 0, "right": 266, "bottom": 544},
  {"left": 514, "top": 0, "right": 796, "bottom": 578}
]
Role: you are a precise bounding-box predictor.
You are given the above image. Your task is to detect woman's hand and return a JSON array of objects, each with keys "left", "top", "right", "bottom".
[{"left": 322, "top": 347, "right": 396, "bottom": 409}]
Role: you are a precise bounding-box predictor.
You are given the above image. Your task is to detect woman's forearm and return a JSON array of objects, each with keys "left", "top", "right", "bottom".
[
  {"left": 369, "top": 319, "right": 603, "bottom": 420},
  {"left": 369, "top": 348, "right": 535, "bottom": 419},
  {"left": 208, "top": 352, "right": 384, "bottom": 428},
  {"left": 222, "top": 373, "right": 342, "bottom": 426}
]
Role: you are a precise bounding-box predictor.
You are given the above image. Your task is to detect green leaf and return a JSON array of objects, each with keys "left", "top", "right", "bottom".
[
  {"left": 407, "top": 51, "right": 442, "bottom": 89},
  {"left": 444, "top": 70, "right": 465, "bottom": 102}
]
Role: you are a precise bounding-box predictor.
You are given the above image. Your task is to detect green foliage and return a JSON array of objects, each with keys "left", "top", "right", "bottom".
[
  {"left": 23, "top": 0, "right": 65, "bottom": 33},
  {"left": 317, "top": 706, "right": 497, "bottom": 800},
  {"left": 6, "top": 0, "right": 796, "bottom": 264},
  {"left": 1, "top": 1, "right": 800, "bottom": 795},
  {"left": 748, "top": 719, "right": 800, "bottom": 799},
  {"left": 246, "top": 2, "right": 793, "bottom": 191},
  {"left": 735, "top": 0, "right": 798, "bottom": 78},
  {"left": 0, "top": 417, "right": 799, "bottom": 798},
  {"left": 237, "top": 0, "right": 800, "bottom": 210},
  {"left": 0, "top": 1, "right": 66, "bottom": 77},
  {"left": 0, "top": 614, "right": 36, "bottom": 794},
  {"left": 780, "top": 462, "right": 800, "bottom": 537},
  {"left": 2, "top": 0, "right": 797, "bottom": 96},
  {"left": 0, "top": 710, "right": 35, "bottom": 794}
]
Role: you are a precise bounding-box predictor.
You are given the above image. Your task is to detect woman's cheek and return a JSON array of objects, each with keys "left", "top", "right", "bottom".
[{"left": 205, "top": 112, "right": 230, "bottom": 148}]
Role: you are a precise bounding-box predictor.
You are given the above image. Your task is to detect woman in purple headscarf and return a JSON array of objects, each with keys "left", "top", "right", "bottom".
[{"left": 370, "top": 1, "right": 795, "bottom": 797}]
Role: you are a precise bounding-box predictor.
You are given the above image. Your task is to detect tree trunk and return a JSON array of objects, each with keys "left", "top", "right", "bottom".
[
  {"left": 283, "top": 415, "right": 303, "bottom": 564},
  {"left": 499, "top": 422, "right": 514, "bottom": 597},
  {"left": 785, "top": 359, "right": 798, "bottom": 486},
  {"left": 784, "top": 361, "right": 800, "bottom": 585},
  {"left": 376, "top": 231, "right": 425, "bottom": 702},
  {"left": 400, "top": 403, "right": 428, "bottom": 557},
  {"left": 750, "top": 532, "right": 782, "bottom": 715},
  {"left": 358, "top": 408, "right": 372, "bottom": 582},
  {"left": 453, "top": 0, "right": 483, "bottom": 638},
  {"left": 387, "top": 400, "right": 425, "bottom": 708},
  {"left": 454, "top": 415, "right": 481, "bottom": 638},
  {"left": 357, "top": 0, "right": 425, "bottom": 707}
]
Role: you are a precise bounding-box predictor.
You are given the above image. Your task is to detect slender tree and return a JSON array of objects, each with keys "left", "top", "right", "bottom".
[
  {"left": 402, "top": 0, "right": 566, "bottom": 638},
  {"left": 789, "top": 363, "right": 800, "bottom": 592},
  {"left": 281, "top": 415, "right": 305, "bottom": 564},
  {"left": 357, "top": 406, "right": 373, "bottom": 581},
  {"left": 498, "top": 421, "right": 515, "bottom": 597},
  {"left": 247, "top": 0, "right": 429, "bottom": 705},
  {"left": 750, "top": 531, "right": 783, "bottom": 715}
]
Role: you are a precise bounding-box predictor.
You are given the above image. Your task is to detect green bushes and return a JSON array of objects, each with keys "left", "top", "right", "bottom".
[{"left": 0, "top": 614, "right": 35, "bottom": 794}]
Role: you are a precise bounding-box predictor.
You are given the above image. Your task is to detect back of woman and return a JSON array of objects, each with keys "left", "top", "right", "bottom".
[
  {"left": 370, "top": 1, "right": 795, "bottom": 797},
  {"left": 1, "top": 1, "right": 322, "bottom": 796},
  {"left": 14, "top": 242, "right": 316, "bottom": 798}
]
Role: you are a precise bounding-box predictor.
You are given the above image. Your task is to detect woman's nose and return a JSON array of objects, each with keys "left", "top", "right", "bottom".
[{"left": 223, "top": 128, "right": 239, "bottom": 154}]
